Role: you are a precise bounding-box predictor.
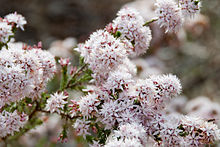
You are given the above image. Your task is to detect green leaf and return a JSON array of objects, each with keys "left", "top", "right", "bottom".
[{"left": 113, "top": 31, "right": 122, "bottom": 38}]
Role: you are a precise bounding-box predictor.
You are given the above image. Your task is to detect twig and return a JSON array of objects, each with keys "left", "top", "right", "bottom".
[
  {"left": 143, "top": 18, "right": 158, "bottom": 26},
  {"left": 66, "top": 64, "right": 88, "bottom": 89},
  {"left": 28, "top": 101, "right": 38, "bottom": 119}
]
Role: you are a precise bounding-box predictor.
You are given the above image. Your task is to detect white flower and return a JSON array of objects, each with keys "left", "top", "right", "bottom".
[
  {"left": 0, "top": 111, "right": 28, "bottom": 137},
  {"left": 69, "top": 100, "right": 79, "bottom": 117},
  {"left": 155, "top": 0, "right": 183, "bottom": 33},
  {"left": 105, "top": 138, "right": 124, "bottom": 147},
  {"left": 111, "top": 7, "right": 152, "bottom": 56},
  {"left": 0, "top": 63, "right": 32, "bottom": 108},
  {"left": 0, "top": 42, "right": 56, "bottom": 102},
  {"left": 98, "top": 99, "right": 137, "bottom": 129},
  {"left": 160, "top": 115, "right": 184, "bottom": 146},
  {"left": 0, "top": 21, "right": 13, "bottom": 43},
  {"left": 28, "top": 48, "right": 56, "bottom": 98},
  {"left": 0, "top": 45, "right": 36, "bottom": 108},
  {"left": 4, "top": 12, "right": 27, "bottom": 30},
  {"left": 49, "top": 37, "right": 77, "bottom": 58},
  {"left": 179, "top": 0, "right": 201, "bottom": 17},
  {"left": 128, "top": 79, "right": 157, "bottom": 106},
  {"left": 180, "top": 115, "right": 220, "bottom": 146},
  {"left": 78, "top": 93, "right": 100, "bottom": 117},
  {"left": 103, "top": 68, "right": 134, "bottom": 94},
  {"left": 45, "top": 92, "right": 68, "bottom": 114},
  {"left": 75, "top": 30, "right": 127, "bottom": 82},
  {"left": 73, "top": 119, "right": 91, "bottom": 138},
  {"left": 6, "top": 43, "right": 44, "bottom": 89},
  {"left": 149, "top": 74, "right": 182, "bottom": 109},
  {"left": 32, "top": 48, "right": 57, "bottom": 82},
  {"left": 98, "top": 100, "right": 122, "bottom": 129},
  {"left": 83, "top": 85, "right": 111, "bottom": 101},
  {"left": 118, "top": 58, "right": 137, "bottom": 76},
  {"left": 143, "top": 112, "right": 165, "bottom": 136},
  {"left": 185, "top": 96, "right": 220, "bottom": 121},
  {"left": 113, "top": 123, "right": 147, "bottom": 144},
  {"left": 59, "top": 58, "right": 70, "bottom": 67}
]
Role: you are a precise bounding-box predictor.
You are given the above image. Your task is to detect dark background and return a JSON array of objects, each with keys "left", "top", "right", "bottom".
[{"left": 0, "top": 0, "right": 132, "bottom": 48}]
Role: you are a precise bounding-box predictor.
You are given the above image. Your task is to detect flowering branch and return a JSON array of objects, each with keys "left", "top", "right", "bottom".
[{"left": 0, "top": 0, "right": 217, "bottom": 146}]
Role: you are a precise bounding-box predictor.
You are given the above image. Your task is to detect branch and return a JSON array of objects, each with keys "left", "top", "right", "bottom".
[
  {"left": 143, "top": 18, "right": 158, "bottom": 26},
  {"left": 4, "top": 101, "right": 42, "bottom": 142},
  {"left": 66, "top": 64, "right": 88, "bottom": 89}
]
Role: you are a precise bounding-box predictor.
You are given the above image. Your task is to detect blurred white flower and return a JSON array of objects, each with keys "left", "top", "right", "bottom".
[
  {"left": 73, "top": 119, "right": 91, "bottom": 138},
  {"left": 0, "top": 111, "right": 28, "bottom": 137},
  {"left": 155, "top": 0, "right": 183, "bottom": 33},
  {"left": 179, "top": 0, "right": 201, "bottom": 17},
  {"left": 49, "top": 37, "right": 77, "bottom": 58},
  {"left": 185, "top": 96, "right": 220, "bottom": 122}
]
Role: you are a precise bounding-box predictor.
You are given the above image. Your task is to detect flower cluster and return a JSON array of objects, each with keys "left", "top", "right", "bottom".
[
  {"left": 185, "top": 96, "right": 220, "bottom": 121},
  {"left": 4, "top": 12, "right": 27, "bottom": 30},
  {"left": 71, "top": 5, "right": 220, "bottom": 147},
  {"left": 0, "top": 21, "right": 13, "bottom": 44},
  {"left": 108, "top": 123, "right": 148, "bottom": 145},
  {"left": 155, "top": 0, "right": 183, "bottom": 33},
  {"left": 0, "top": 12, "right": 26, "bottom": 44},
  {"left": 0, "top": 2, "right": 217, "bottom": 147},
  {"left": 0, "top": 111, "right": 28, "bottom": 138},
  {"left": 0, "top": 42, "right": 56, "bottom": 108},
  {"left": 155, "top": 0, "right": 201, "bottom": 32},
  {"left": 107, "top": 7, "right": 152, "bottom": 56},
  {"left": 179, "top": 0, "right": 201, "bottom": 17},
  {"left": 45, "top": 92, "right": 68, "bottom": 114},
  {"left": 76, "top": 30, "right": 128, "bottom": 82},
  {"left": 180, "top": 115, "right": 220, "bottom": 146},
  {"left": 0, "top": 12, "right": 58, "bottom": 141}
]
